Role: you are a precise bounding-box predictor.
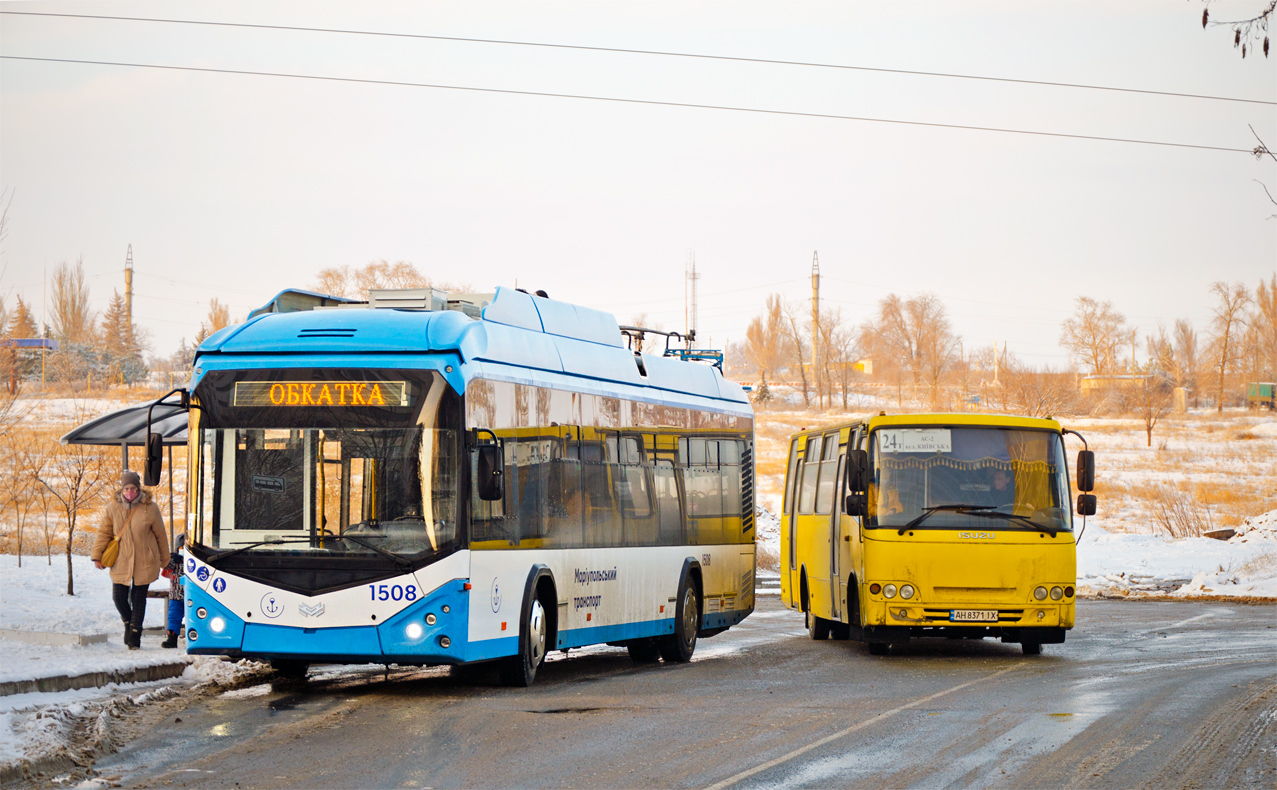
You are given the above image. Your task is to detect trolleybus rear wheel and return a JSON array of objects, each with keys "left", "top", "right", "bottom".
[
  {"left": 627, "top": 638, "right": 662, "bottom": 664},
  {"left": 499, "top": 596, "right": 548, "bottom": 687},
  {"left": 658, "top": 579, "right": 699, "bottom": 663}
]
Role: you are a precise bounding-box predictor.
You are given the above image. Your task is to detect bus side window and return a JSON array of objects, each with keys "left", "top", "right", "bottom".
[
  {"left": 798, "top": 435, "right": 821, "bottom": 515},
  {"left": 783, "top": 438, "right": 800, "bottom": 514},
  {"left": 815, "top": 432, "right": 840, "bottom": 515}
]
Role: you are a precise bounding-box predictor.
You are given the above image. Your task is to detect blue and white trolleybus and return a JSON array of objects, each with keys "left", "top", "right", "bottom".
[{"left": 164, "top": 286, "right": 756, "bottom": 685}]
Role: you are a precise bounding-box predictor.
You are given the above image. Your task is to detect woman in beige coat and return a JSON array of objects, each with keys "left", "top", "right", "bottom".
[{"left": 92, "top": 470, "right": 169, "bottom": 649}]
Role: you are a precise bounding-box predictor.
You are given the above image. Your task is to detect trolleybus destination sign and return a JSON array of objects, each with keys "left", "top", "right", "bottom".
[{"left": 233, "top": 380, "right": 410, "bottom": 408}]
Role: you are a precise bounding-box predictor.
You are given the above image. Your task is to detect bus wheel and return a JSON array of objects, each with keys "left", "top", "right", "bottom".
[
  {"left": 806, "top": 600, "right": 831, "bottom": 640},
  {"left": 867, "top": 642, "right": 889, "bottom": 656},
  {"left": 1022, "top": 641, "right": 1042, "bottom": 656},
  {"left": 658, "top": 579, "right": 699, "bottom": 663},
  {"left": 499, "top": 597, "right": 548, "bottom": 687},
  {"left": 627, "top": 638, "right": 661, "bottom": 664},
  {"left": 271, "top": 659, "right": 309, "bottom": 680},
  {"left": 830, "top": 621, "right": 851, "bottom": 640}
]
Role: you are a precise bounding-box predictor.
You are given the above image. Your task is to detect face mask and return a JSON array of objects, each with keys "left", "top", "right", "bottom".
[{"left": 124, "top": 489, "right": 139, "bottom": 502}]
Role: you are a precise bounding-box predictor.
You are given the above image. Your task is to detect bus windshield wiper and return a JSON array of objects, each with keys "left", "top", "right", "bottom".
[
  {"left": 338, "top": 532, "right": 414, "bottom": 571},
  {"left": 968, "top": 510, "right": 1061, "bottom": 537},
  {"left": 209, "top": 536, "right": 315, "bottom": 562},
  {"left": 900, "top": 504, "right": 996, "bottom": 534}
]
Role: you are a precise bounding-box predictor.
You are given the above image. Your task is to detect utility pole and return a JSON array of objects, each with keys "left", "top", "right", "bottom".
[
  {"left": 124, "top": 244, "right": 134, "bottom": 329},
  {"left": 811, "top": 251, "right": 820, "bottom": 405},
  {"left": 684, "top": 251, "right": 699, "bottom": 348}
]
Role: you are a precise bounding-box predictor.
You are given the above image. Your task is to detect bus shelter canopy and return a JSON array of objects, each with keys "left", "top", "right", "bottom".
[{"left": 60, "top": 401, "right": 188, "bottom": 447}]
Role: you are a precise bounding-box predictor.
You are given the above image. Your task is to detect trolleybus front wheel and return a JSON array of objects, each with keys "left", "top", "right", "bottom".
[
  {"left": 499, "top": 596, "right": 548, "bottom": 687},
  {"left": 658, "top": 579, "right": 699, "bottom": 663}
]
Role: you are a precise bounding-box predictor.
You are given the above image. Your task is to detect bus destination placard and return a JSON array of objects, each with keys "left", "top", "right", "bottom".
[
  {"left": 877, "top": 428, "right": 952, "bottom": 454},
  {"left": 233, "top": 381, "right": 410, "bottom": 408}
]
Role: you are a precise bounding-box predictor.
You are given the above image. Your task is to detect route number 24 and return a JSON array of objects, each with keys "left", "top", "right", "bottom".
[{"left": 368, "top": 584, "right": 418, "bottom": 602}]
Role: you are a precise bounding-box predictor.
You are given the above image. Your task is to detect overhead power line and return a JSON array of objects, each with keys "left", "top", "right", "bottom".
[
  {"left": 0, "top": 55, "right": 1255, "bottom": 154},
  {"left": 3, "top": 10, "right": 1273, "bottom": 107}
]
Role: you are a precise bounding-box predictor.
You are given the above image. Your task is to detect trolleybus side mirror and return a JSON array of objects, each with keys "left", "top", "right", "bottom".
[
  {"left": 144, "top": 432, "right": 164, "bottom": 487},
  {"left": 1076, "top": 450, "right": 1095, "bottom": 492},
  {"left": 476, "top": 444, "right": 504, "bottom": 501},
  {"left": 1076, "top": 494, "right": 1097, "bottom": 517}
]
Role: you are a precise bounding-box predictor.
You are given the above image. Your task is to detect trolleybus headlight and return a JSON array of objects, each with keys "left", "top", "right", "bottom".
[
  {"left": 1064, "top": 586, "right": 1074, "bottom": 598},
  {"left": 210, "top": 617, "right": 226, "bottom": 633},
  {"left": 438, "top": 636, "right": 451, "bottom": 648},
  {"left": 869, "top": 583, "right": 881, "bottom": 595},
  {"left": 1050, "top": 586, "right": 1063, "bottom": 601},
  {"left": 187, "top": 628, "right": 198, "bottom": 642},
  {"left": 425, "top": 613, "right": 437, "bottom": 626},
  {"left": 406, "top": 623, "right": 424, "bottom": 640},
  {"left": 1034, "top": 586, "right": 1048, "bottom": 601},
  {"left": 900, "top": 585, "right": 915, "bottom": 600},
  {"left": 196, "top": 607, "right": 207, "bottom": 619},
  {"left": 883, "top": 584, "right": 898, "bottom": 599}
]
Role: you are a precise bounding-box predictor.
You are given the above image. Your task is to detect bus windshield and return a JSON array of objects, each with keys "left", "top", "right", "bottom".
[
  {"left": 868, "top": 426, "right": 1071, "bottom": 532},
  {"left": 191, "top": 369, "right": 462, "bottom": 560}
]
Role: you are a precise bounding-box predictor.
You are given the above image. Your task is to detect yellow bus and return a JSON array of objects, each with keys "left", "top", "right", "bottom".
[{"left": 780, "top": 413, "right": 1095, "bottom": 656}]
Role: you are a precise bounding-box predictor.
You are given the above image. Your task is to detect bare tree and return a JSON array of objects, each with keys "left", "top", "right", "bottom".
[
  {"left": 2, "top": 429, "right": 37, "bottom": 565},
  {"left": 825, "top": 315, "right": 862, "bottom": 409},
  {"left": 313, "top": 260, "right": 472, "bottom": 301},
  {"left": 1124, "top": 370, "right": 1174, "bottom": 447},
  {"left": 1060, "top": 297, "right": 1130, "bottom": 375},
  {"left": 50, "top": 258, "right": 96, "bottom": 344},
  {"left": 1173, "top": 319, "right": 1200, "bottom": 401},
  {"left": 744, "top": 295, "right": 790, "bottom": 384},
  {"left": 1207, "top": 281, "right": 1251, "bottom": 412},
  {"left": 862, "top": 293, "right": 958, "bottom": 409},
  {"left": 1001, "top": 358, "right": 1077, "bottom": 418},
  {"left": 1253, "top": 272, "right": 1277, "bottom": 381},
  {"left": 1201, "top": 2, "right": 1273, "bottom": 59},
  {"left": 37, "top": 435, "right": 111, "bottom": 596},
  {"left": 777, "top": 299, "right": 811, "bottom": 407}
]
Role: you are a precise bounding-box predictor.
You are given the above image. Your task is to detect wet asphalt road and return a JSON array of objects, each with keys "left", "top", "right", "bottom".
[{"left": 94, "top": 596, "right": 1276, "bottom": 789}]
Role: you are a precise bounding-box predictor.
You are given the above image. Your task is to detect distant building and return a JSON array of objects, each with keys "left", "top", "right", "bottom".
[{"left": 1079, "top": 374, "right": 1148, "bottom": 393}]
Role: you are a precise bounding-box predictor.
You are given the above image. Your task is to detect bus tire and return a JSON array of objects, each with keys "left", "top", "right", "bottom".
[
  {"left": 830, "top": 621, "right": 851, "bottom": 640},
  {"left": 627, "top": 638, "right": 662, "bottom": 664},
  {"left": 659, "top": 576, "right": 699, "bottom": 663},
  {"left": 271, "top": 659, "right": 309, "bottom": 679},
  {"left": 806, "top": 610, "right": 831, "bottom": 640},
  {"left": 867, "top": 642, "right": 889, "bottom": 656},
  {"left": 499, "top": 594, "right": 549, "bottom": 687},
  {"left": 1022, "top": 641, "right": 1042, "bottom": 656}
]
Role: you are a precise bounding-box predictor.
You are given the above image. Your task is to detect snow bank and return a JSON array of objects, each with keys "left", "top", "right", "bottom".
[{"left": 0, "top": 554, "right": 168, "bottom": 636}]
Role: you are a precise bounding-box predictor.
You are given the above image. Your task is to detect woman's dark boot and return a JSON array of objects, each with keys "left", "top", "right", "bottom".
[
  {"left": 161, "top": 630, "right": 179, "bottom": 649},
  {"left": 126, "top": 625, "right": 142, "bottom": 650}
]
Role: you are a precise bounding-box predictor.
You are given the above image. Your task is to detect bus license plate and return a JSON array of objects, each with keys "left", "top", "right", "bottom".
[{"left": 950, "top": 610, "right": 997, "bottom": 622}]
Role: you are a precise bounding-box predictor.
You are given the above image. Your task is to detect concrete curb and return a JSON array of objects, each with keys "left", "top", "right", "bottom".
[{"left": 0, "top": 660, "right": 192, "bottom": 698}]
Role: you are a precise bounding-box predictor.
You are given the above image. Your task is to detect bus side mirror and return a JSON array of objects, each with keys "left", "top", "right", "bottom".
[
  {"left": 845, "top": 493, "right": 868, "bottom": 517},
  {"left": 847, "top": 449, "right": 869, "bottom": 493},
  {"left": 144, "top": 432, "right": 164, "bottom": 487},
  {"left": 1076, "top": 493, "right": 1097, "bottom": 516},
  {"left": 1076, "top": 450, "right": 1095, "bottom": 492},
  {"left": 477, "top": 444, "right": 504, "bottom": 501}
]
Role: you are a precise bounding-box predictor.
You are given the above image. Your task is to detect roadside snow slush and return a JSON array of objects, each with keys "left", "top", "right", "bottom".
[{"left": 0, "top": 658, "right": 266, "bottom": 787}]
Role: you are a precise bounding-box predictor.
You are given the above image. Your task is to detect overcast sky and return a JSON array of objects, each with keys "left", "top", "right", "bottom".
[{"left": 2, "top": 1, "right": 1274, "bottom": 367}]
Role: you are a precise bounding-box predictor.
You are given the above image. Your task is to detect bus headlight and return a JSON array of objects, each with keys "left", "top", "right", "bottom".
[
  {"left": 425, "top": 613, "right": 437, "bottom": 626},
  {"left": 196, "top": 607, "right": 207, "bottom": 619},
  {"left": 1050, "top": 586, "right": 1063, "bottom": 601},
  {"left": 406, "top": 623, "right": 424, "bottom": 640},
  {"left": 210, "top": 617, "right": 226, "bottom": 633},
  {"left": 883, "top": 584, "right": 898, "bottom": 599},
  {"left": 1034, "top": 586, "right": 1048, "bottom": 601},
  {"left": 187, "top": 629, "right": 198, "bottom": 642},
  {"left": 439, "top": 636, "right": 451, "bottom": 648},
  {"left": 900, "top": 585, "right": 915, "bottom": 600}
]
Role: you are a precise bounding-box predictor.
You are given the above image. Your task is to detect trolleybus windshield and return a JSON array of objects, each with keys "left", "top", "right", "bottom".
[
  {"left": 191, "top": 369, "right": 461, "bottom": 561},
  {"left": 868, "top": 426, "right": 1071, "bottom": 533}
]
